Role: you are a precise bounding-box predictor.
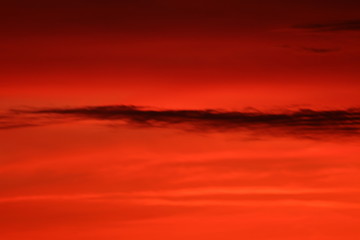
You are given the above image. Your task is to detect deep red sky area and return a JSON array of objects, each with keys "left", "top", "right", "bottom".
[{"left": 1, "top": 1, "right": 360, "bottom": 239}]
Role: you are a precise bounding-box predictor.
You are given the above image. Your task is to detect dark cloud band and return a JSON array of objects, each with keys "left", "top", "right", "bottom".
[{"left": 4, "top": 105, "right": 360, "bottom": 138}]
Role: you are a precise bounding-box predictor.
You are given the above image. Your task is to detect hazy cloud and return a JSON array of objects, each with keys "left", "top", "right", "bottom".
[
  {"left": 300, "top": 47, "right": 340, "bottom": 54},
  {"left": 293, "top": 20, "right": 360, "bottom": 32},
  {"left": 280, "top": 45, "right": 340, "bottom": 54}
]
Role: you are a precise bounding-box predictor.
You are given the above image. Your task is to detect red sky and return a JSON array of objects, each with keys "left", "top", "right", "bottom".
[{"left": 1, "top": 1, "right": 360, "bottom": 239}]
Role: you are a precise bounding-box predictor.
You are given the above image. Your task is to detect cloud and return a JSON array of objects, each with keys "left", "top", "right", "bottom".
[
  {"left": 293, "top": 20, "right": 360, "bottom": 32},
  {"left": 280, "top": 45, "right": 340, "bottom": 54},
  {"left": 300, "top": 47, "right": 340, "bottom": 54},
  {"left": 4, "top": 105, "right": 360, "bottom": 138},
  {"left": 1, "top": 187, "right": 359, "bottom": 210}
]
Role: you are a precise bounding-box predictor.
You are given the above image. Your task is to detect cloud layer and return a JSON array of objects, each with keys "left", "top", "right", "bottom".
[{"left": 4, "top": 105, "right": 360, "bottom": 138}]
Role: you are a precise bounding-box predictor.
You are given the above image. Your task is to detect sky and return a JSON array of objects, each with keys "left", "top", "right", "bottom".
[{"left": 1, "top": 0, "right": 360, "bottom": 239}]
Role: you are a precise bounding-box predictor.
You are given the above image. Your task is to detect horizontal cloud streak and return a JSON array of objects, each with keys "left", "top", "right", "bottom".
[
  {"left": 4, "top": 105, "right": 360, "bottom": 138},
  {"left": 281, "top": 45, "right": 340, "bottom": 54},
  {"left": 293, "top": 20, "right": 360, "bottom": 32},
  {"left": 134, "top": 199, "right": 360, "bottom": 209},
  {"left": 1, "top": 186, "right": 359, "bottom": 209},
  {"left": 301, "top": 47, "right": 340, "bottom": 54}
]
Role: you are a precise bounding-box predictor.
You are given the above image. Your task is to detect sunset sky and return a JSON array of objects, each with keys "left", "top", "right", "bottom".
[{"left": 1, "top": 1, "right": 360, "bottom": 239}]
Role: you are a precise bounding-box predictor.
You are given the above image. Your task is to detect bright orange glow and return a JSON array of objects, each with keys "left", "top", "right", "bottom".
[{"left": 1, "top": 1, "right": 360, "bottom": 239}]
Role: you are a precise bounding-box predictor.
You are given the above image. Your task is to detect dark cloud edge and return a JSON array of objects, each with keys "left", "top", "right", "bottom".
[{"left": 3, "top": 105, "right": 360, "bottom": 139}]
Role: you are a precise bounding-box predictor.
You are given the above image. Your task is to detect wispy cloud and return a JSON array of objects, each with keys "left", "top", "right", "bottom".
[
  {"left": 280, "top": 45, "right": 340, "bottom": 54},
  {"left": 3, "top": 105, "right": 360, "bottom": 138},
  {"left": 1, "top": 186, "right": 359, "bottom": 209},
  {"left": 300, "top": 47, "right": 340, "bottom": 54},
  {"left": 292, "top": 20, "right": 360, "bottom": 32}
]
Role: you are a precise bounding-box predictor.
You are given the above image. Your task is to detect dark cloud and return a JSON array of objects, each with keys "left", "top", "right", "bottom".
[
  {"left": 4, "top": 105, "right": 360, "bottom": 138},
  {"left": 293, "top": 20, "right": 360, "bottom": 32}
]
